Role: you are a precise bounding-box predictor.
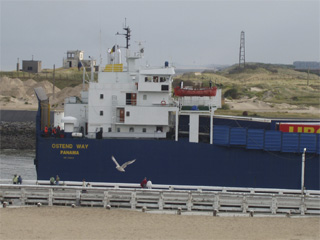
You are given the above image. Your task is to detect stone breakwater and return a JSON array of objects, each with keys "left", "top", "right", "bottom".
[{"left": 0, "top": 121, "right": 35, "bottom": 149}]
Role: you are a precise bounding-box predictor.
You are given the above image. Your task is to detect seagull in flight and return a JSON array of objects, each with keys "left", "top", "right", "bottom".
[{"left": 111, "top": 155, "right": 136, "bottom": 172}]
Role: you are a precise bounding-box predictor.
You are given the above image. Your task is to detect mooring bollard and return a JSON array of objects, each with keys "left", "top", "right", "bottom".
[
  {"left": 3, "top": 202, "right": 7, "bottom": 208},
  {"left": 37, "top": 202, "right": 42, "bottom": 207},
  {"left": 71, "top": 204, "right": 75, "bottom": 208},
  {"left": 106, "top": 204, "right": 111, "bottom": 210},
  {"left": 142, "top": 206, "right": 147, "bottom": 212}
]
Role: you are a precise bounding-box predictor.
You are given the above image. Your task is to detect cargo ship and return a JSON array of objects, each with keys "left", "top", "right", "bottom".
[{"left": 34, "top": 25, "right": 320, "bottom": 190}]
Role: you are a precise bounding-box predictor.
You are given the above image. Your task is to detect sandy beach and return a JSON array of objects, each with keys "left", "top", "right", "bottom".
[{"left": 0, "top": 207, "right": 319, "bottom": 240}]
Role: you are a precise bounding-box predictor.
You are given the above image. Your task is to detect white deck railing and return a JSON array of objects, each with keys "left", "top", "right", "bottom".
[{"left": 0, "top": 180, "right": 319, "bottom": 216}]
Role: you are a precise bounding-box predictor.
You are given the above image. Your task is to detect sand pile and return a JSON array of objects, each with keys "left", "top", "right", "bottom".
[
  {"left": 0, "top": 77, "right": 87, "bottom": 110},
  {"left": 50, "top": 84, "right": 88, "bottom": 107},
  {"left": 0, "top": 77, "right": 59, "bottom": 109},
  {"left": 0, "top": 77, "right": 26, "bottom": 99}
]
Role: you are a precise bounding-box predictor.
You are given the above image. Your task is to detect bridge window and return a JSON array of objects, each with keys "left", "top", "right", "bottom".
[
  {"left": 145, "top": 76, "right": 152, "bottom": 82},
  {"left": 100, "top": 111, "right": 103, "bottom": 116},
  {"left": 142, "top": 128, "right": 146, "bottom": 133},
  {"left": 153, "top": 76, "right": 159, "bottom": 82},
  {"left": 100, "top": 94, "right": 104, "bottom": 99},
  {"left": 156, "top": 126, "right": 163, "bottom": 132},
  {"left": 126, "top": 93, "right": 137, "bottom": 105},
  {"left": 161, "top": 85, "right": 169, "bottom": 91}
]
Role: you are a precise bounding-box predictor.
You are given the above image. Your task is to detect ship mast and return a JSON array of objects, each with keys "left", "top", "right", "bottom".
[{"left": 116, "top": 18, "right": 131, "bottom": 49}]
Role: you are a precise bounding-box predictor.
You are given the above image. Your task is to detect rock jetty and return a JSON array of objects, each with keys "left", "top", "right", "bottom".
[{"left": 0, "top": 121, "right": 35, "bottom": 149}]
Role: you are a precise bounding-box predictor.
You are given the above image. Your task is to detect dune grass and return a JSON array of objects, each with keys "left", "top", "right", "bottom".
[
  {"left": 174, "top": 64, "right": 320, "bottom": 108},
  {"left": 174, "top": 63, "right": 319, "bottom": 118}
]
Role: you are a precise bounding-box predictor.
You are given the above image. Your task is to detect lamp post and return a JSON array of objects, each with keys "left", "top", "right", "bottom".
[{"left": 301, "top": 148, "right": 306, "bottom": 195}]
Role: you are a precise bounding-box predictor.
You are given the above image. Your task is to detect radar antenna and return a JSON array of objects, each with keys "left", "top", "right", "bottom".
[{"left": 116, "top": 18, "right": 131, "bottom": 49}]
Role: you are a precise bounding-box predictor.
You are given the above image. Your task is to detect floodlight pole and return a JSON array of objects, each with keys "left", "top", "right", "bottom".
[{"left": 301, "top": 148, "right": 306, "bottom": 195}]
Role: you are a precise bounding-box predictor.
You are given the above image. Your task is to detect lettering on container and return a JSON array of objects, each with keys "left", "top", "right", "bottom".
[{"left": 279, "top": 124, "right": 320, "bottom": 134}]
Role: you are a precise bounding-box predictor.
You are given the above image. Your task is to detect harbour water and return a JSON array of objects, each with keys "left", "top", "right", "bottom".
[{"left": 0, "top": 149, "right": 36, "bottom": 180}]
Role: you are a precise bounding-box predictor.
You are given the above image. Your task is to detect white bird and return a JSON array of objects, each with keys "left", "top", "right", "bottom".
[{"left": 111, "top": 155, "right": 136, "bottom": 172}]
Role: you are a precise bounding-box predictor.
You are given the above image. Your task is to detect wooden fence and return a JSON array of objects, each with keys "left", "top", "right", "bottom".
[{"left": 0, "top": 180, "right": 319, "bottom": 216}]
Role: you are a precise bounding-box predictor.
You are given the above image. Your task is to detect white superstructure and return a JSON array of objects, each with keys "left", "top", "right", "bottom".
[
  {"left": 86, "top": 57, "right": 177, "bottom": 139},
  {"left": 62, "top": 24, "right": 221, "bottom": 143}
]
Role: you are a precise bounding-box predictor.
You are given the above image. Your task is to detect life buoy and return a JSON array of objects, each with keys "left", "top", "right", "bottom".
[{"left": 161, "top": 100, "right": 166, "bottom": 106}]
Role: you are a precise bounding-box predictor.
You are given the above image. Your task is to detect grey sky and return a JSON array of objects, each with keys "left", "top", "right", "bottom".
[{"left": 1, "top": 0, "right": 319, "bottom": 70}]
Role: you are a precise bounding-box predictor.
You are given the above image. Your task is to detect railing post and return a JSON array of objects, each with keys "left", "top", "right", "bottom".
[
  {"left": 76, "top": 190, "right": 81, "bottom": 206},
  {"left": 103, "top": 191, "right": 109, "bottom": 208},
  {"left": 20, "top": 188, "right": 26, "bottom": 206},
  {"left": 242, "top": 195, "right": 248, "bottom": 213},
  {"left": 48, "top": 189, "right": 53, "bottom": 206},
  {"left": 130, "top": 191, "right": 137, "bottom": 209},
  {"left": 213, "top": 193, "right": 220, "bottom": 211},
  {"left": 158, "top": 192, "right": 164, "bottom": 210},
  {"left": 187, "top": 192, "right": 193, "bottom": 211},
  {"left": 300, "top": 195, "right": 306, "bottom": 216},
  {"left": 271, "top": 194, "right": 277, "bottom": 214}
]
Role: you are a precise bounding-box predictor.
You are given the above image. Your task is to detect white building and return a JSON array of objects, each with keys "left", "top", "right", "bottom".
[{"left": 63, "top": 50, "right": 96, "bottom": 69}]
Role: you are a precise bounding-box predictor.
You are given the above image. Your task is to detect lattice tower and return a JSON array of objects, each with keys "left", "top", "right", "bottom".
[{"left": 239, "top": 31, "right": 245, "bottom": 68}]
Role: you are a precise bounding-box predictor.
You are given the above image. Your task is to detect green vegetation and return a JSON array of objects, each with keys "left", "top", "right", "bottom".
[
  {"left": 215, "top": 108, "right": 320, "bottom": 118},
  {"left": 0, "top": 67, "right": 97, "bottom": 89},
  {"left": 174, "top": 63, "right": 320, "bottom": 118}
]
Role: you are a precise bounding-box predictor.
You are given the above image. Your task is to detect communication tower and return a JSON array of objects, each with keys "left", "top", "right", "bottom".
[{"left": 239, "top": 31, "right": 245, "bottom": 68}]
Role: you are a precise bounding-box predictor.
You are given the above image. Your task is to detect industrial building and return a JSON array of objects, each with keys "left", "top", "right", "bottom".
[{"left": 22, "top": 60, "right": 42, "bottom": 73}]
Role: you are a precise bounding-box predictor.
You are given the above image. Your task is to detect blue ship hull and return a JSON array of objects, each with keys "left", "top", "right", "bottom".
[
  {"left": 34, "top": 94, "right": 319, "bottom": 190},
  {"left": 35, "top": 136, "right": 320, "bottom": 190}
]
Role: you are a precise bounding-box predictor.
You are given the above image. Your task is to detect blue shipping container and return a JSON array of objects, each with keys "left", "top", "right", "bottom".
[
  {"left": 230, "top": 128, "right": 247, "bottom": 145},
  {"left": 213, "top": 126, "right": 230, "bottom": 145},
  {"left": 247, "top": 129, "right": 264, "bottom": 149},
  {"left": 264, "top": 130, "right": 282, "bottom": 151},
  {"left": 282, "top": 133, "right": 299, "bottom": 153},
  {"left": 300, "top": 133, "right": 317, "bottom": 153}
]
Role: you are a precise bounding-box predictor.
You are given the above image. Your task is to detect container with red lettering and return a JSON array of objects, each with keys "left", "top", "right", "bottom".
[{"left": 279, "top": 122, "right": 320, "bottom": 134}]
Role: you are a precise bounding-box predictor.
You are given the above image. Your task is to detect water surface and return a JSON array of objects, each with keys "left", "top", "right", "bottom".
[{"left": 0, "top": 149, "right": 36, "bottom": 180}]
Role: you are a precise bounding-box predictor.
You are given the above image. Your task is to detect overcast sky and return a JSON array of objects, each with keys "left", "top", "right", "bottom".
[{"left": 0, "top": 0, "right": 319, "bottom": 70}]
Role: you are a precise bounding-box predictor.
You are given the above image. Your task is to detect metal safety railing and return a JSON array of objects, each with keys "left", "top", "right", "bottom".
[{"left": 0, "top": 180, "right": 319, "bottom": 216}]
